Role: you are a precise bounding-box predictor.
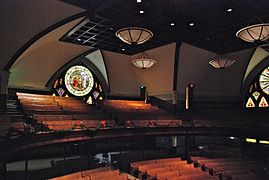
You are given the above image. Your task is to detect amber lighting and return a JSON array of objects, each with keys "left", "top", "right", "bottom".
[
  {"left": 209, "top": 57, "right": 235, "bottom": 69},
  {"left": 236, "top": 23, "right": 269, "bottom": 43},
  {"left": 132, "top": 52, "right": 156, "bottom": 69},
  {"left": 259, "top": 140, "right": 269, "bottom": 144},
  {"left": 127, "top": 102, "right": 146, "bottom": 107},
  {"left": 246, "top": 138, "right": 257, "bottom": 143},
  {"left": 115, "top": 27, "right": 153, "bottom": 45}
]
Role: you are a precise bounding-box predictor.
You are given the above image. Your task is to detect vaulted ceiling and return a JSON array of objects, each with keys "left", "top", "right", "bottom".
[{"left": 61, "top": 0, "right": 269, "bottom": 55}]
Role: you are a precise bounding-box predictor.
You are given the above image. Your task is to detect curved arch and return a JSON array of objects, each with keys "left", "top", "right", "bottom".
[
  {"left": 241, "top": 55, "right": 269, "bottom": 103},
  {"left": 46, "top": 49, "right": 109, "bottom": 96},
  {"left": 4, "top": 11, "right": 88, "bottom": 71}
]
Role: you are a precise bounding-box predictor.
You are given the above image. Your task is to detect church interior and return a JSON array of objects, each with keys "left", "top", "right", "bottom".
[{"left": 1, "top": 0, "right": 269, "bottom": 179}]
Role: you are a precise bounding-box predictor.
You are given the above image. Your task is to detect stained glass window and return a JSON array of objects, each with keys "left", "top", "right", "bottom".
[
  {"left": 65, "top": 65, "right": 94, "bottom": 96},
  {"left": 259, "top": 67, "right": 269, "bottom": 95},
  {"left": 246, "top": 66, "right": 269, "bottom": 108},
  {"left": 57, "top": 88, "right": 65, "bottom": 97},
  {"left": 259, "top": 97, "right": 268, "bottom": 107},
  {"left": 93, "top": 91, "right": 100, "bottom": 99},
  {"left": 51, "top": 64, "right": 104, "bottom": 104},
  {"left": 246, "top": 97, "right": 255, "bottom": 108},
  {"left": 87, "top": 96, "right": 93, "bottom": 104},
  {"left": 53, "top": 79, "right": 58, "bottom": 89},
  {"left": 252, "top": 91, "right": 260, "bottom": 100}
]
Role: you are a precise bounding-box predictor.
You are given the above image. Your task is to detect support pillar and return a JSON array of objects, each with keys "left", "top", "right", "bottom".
[
  {"left": 171, "top": 136, "right": 178, "bottom": 156},
  {"left": 0, "top": 160, "right": 7, "bottom": 180},
  {"left": 0, "top": 71, "right": 10, "bottom": 113},
  {"left": 184, "top": 135, "right": 189, "bottom": 158},
  {"left": 185, "top": 83, "right": 194, "bottom": 124},
  {"left": 63, "top": 144, "right": 66, "bottom": 161},
  {"left": 172, "top": 41, "right": 181, "bottom": 115},
  {"left": 24, "top": 155, "right": 28, "bottom": 180},
  {"left": 240, "top": 137, "right": 246, "bottom": 160}
]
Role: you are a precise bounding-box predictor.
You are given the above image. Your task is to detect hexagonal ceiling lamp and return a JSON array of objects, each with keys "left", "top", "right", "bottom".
[
  {"left": 236, "top": 23, "right": 269, "bottom": 43},
  {"left": 132, "top": 52, "right": 156, "bottom": 69},
  {"left": 115, "top": 27, "right": 153, "bottom": 45}
]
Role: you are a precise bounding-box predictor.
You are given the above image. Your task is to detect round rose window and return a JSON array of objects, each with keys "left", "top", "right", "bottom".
[{"left": 64, "top": 65, "right": 94, "bottom": 96}]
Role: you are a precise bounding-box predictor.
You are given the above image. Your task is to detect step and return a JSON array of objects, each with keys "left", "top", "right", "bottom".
[
  {"left": 11, "top": 114, "right": 25, "bottom": 118},
  {"left": 7, "top": 112, "right": 23, "bottom": 116},
  {"left": 11, "top": 119, "right": 24, "bottom": 122},
  {"left": 6, "top": 105, "right": 18, "bottom": 108}
]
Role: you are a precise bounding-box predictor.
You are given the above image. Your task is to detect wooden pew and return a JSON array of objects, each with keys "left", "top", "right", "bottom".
[
  {"left": 156, "top": 170, "right": 180, "bottom": 180},
  {"left": 90, "top": 170, "right": 119, "bottom": 180},
  {"left": 146, "top": 166, "right": 171, "bottom": 179},
  {"left": 81, "top": 167, "right": 111, "bottom": 177},
  {"left": 230, "top": 174, "right": 257, "bottom": 180},
  {"left": 102, "top": 173, "right": 128, "bottom": 180},
  {"left": 0, "top": 115, "right": 12, "bottom": 137},
  {"left": 48, "top": 172, "right": 82, "bottom": 180}
]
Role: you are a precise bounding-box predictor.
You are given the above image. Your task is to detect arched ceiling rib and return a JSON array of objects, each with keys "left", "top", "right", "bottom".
[
  {"left": 0, "top": 0, "right": 85, "bottom": 70},
  {"left": 9, "top": 17, "right": 93, "bottom": 90}
]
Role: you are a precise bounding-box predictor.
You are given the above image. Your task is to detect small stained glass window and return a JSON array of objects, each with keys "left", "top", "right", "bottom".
[
  {"left": 57, "top": 88, "right": 65, "bottom": 97},
  {"left": 259, "top": 97, "right": 268, "bottom": 107},
  {"left": 252, "top": 91, "right": 260, "bottom": 100},
  {"left": 93, "top": 91, "right": 100, "bottom": 99},
  {"left": 246, "top": 97, "right": 255, "bottom": 108},
  {"left": 87, "top": 96, "right": 93, "bottom": 104},
  {"left": 53, "top": 79, "right": 58, "bottom": 89}
]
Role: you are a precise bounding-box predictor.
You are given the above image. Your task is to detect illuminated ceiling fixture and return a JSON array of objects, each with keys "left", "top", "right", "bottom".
[
  {"left": 236, "top": 23, "right": 269, "bottom": 43},
  {"left": 115, "top": 27, "right": 153, "bottom": 45},
  {"left": 209, "top": 57, "right": 235, "bottom": 69},
  {"left": 132, "top": 52, "right": 156, "bottom": 69}
]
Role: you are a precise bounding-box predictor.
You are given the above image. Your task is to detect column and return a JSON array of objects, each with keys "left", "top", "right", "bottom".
[
  {"left": 0, "top": 160, "right": 7, "bottom": 180},
  {"left": 172, "top": 41, "right": 181, "bottom": 115},
  {"left": 0, "top": 71, "right": 10, "bottom": 112},
  {"left": 171, "top": 136, "right": 178, "bottom": 155}
]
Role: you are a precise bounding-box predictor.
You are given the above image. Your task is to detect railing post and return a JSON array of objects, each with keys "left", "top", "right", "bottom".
[{"left": 24, "top": 153, "right": 28, "bottom": 180}]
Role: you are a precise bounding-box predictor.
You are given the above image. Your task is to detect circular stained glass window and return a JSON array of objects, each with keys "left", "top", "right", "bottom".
[
  {"left": 64, "top": 65, "right": 94, "bottom": 96},
  {"left": 259, "top": 67, "right": 269, "bottom": 95}
]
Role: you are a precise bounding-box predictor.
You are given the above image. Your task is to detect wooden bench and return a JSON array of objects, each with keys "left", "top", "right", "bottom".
[
  {"left": 156, "top": 170, "right": 180, "bottom": 180},
  {"left": 102, "top": 174, "right": 128, "bottom": 180},
  {"left": 49, "top": 172, "right": 82, "bottom": 180},
  {"left": 81, "top": 167, "right": 111, "bottom": 177},
  {"left": 90, "top": 170, "right": 119, "bottom": 180}
]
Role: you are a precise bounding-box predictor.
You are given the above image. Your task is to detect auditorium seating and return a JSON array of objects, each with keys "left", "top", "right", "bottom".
[
  {"left": 0, "top": 114, "right": 24, "bottom": 138},
  {"left": 16, "top": 92, "right": 112, "bottom": 131},
  {"left": 98, "top": 99, "right": 182, "bottom": 128},
  {"left": 17, "top": 92, "right": 100, "bottom": 115},
  {"left": 191, "top": 156, "right": 269, "bottom": 179},
  {"left": 49, "top": 166, "right": 132, "bottom": 180},
  {"left": 130, "top": 157, "right": 219, "bottom": 180},
  {"left": 15, "top": 92, "right": 184, "bottom": 132},
  {"left": 192, "top": 111, "right": 269, "bottom": 129},
  {"left": 129, "top": 156, "right": 269, "bottom": 179}
]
